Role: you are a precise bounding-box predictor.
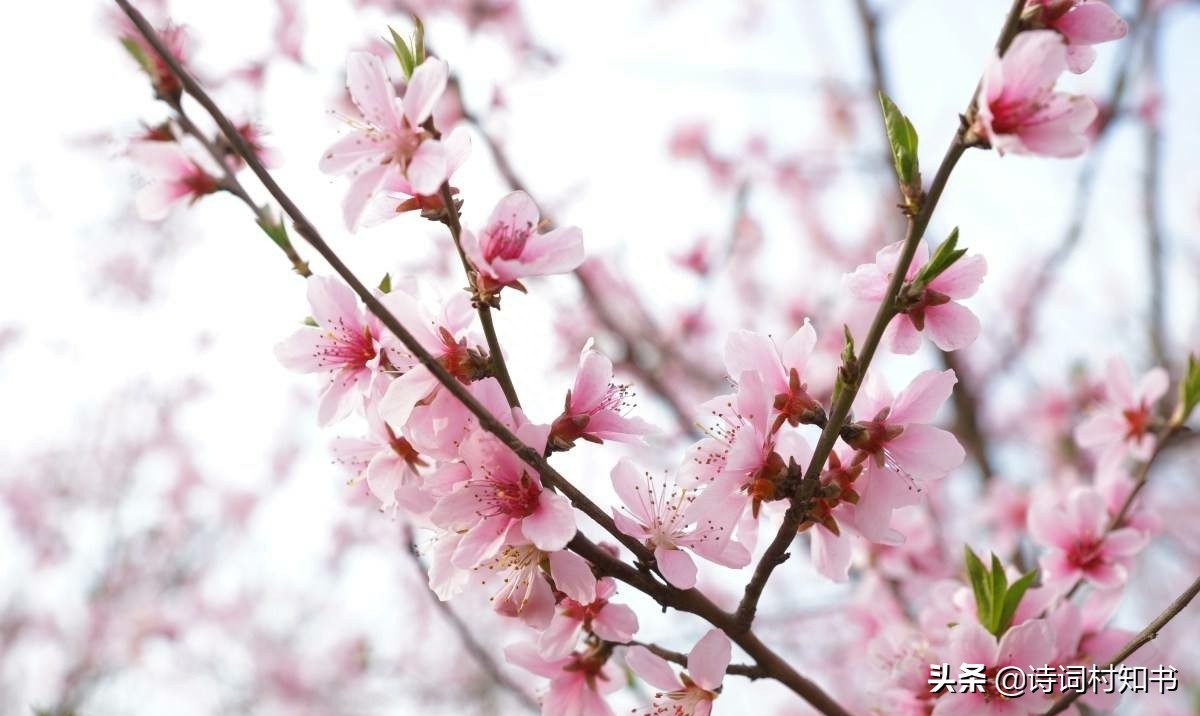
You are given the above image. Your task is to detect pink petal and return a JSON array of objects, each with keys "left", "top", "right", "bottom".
[
  {"left": 406, "top": 140, "right": 448, "bottom": 196},
  {"left": 345, "top": 52, "right": 399, "bottom": 131},
  {"left": 342, "top": 162, "right": 391, "bottom": 231},
  {"left": 686, "top": 629, "right": 731, "bottom": 691},
  {"left": 1055, "top": 2, "right": 1128, "bottom": 44},
  {"left": 626, "top": 646, "right": 681, "bottom": 692},
  {"left": 592, "top": 603, "right": 638, "bottom": 643},
  {"left": 724, "top": 330, "right": 785, "bottom": 390},
  {"left": 886, "top": 424, "right": 965, "bottom": 480},
  {"left": 318, "top": 129, "right": 383, "bottom": 175},
  {"left": 402, "top": 57, "right": 448, "bottom": 127},
  {"left": 522, "top": 492, "right": 576, "bottom": 551},
  {"left": 998, "top": 619, "right": 1054, "bottom": 667},
  {"left": 931, "top": 253, "right": 987, "bottom": 299},
  {"left": 887, "top": 315, "right": 922, "bottom": 355},
  {"left": 810, "top": 524, "right": 853, "bottom": 582},
  {"left": 655, "top": 547, "right": 697, "bottom": 589},
  {"left": 890, "top": 369, "right": 958, "bottom": 424},
  {"left": 924, "top": 302, "right": 981, "bottom": 352},
  {"left": 548, "top": 550, "right": 596, "bottom": 604},
  {"left": 611, "top": 459, "right": 653, "bottom": 524}
]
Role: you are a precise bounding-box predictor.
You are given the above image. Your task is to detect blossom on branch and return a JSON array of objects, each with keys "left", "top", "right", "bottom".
[
  {"left": 975, "top": 30, "right": 1097, "bottom": 157},
  {"left": 462, "top": 191, "right": 585, "bottom": 300},
  {"left": 319, "top": 52, "right": 468, "bottom": 230}
]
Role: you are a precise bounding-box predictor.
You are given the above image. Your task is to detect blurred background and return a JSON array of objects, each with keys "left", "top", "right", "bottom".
[{"left": 1, "top": 0, "right": 1198, "bottom": 713}]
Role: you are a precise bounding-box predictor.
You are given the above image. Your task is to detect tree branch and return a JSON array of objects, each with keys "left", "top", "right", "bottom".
[
  {"left": 733, "top": 0, "right": 1029, "bottom": 632},
  {"left": 113, "top": 6, "right": 854, "bottom": 713},
  {"left": 1042, "top": 575, "right": 1200, "bottom": 716},
  {"left": 402, "top": 527, "right": 539, "bottom": 713}
]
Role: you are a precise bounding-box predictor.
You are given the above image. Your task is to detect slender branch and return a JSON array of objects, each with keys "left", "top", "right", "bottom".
[
  {"left": 1140, "top": 5, "right": 1168, "bottom": 368},
  {"left": 114, "top": 7, "right": 854, "bottom": 713},
  {"left": 403, "top": 527, "right": 539, "bottom": 713},
  {"left": 733, "top": 0, "right": 1029, "bottom": 632},
  {"left": 1063, "top": 422, "right": 1179, "bottom": 601},
  {"left": 853, "top": 0, "right": 996, "bottom": 481},
  {"left": 1042, "top": 575, "right": 1200, "bottom": 716},
  {"left": 433, "top": 181, "right": 521, "bottom": 408},
  {"left": 624, "top": 640, "right": 766, "bottom": 680}
]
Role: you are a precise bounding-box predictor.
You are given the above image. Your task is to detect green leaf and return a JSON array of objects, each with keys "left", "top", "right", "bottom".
[
  {"left": 964, "top": 546, "right": 992, "bottom": 629},
  {"left": 411, "top": 16, "right": 426, "bottom": 65},
  {"left": 878, "top": 92, "right": 921, "bottom": 201},
  {"left": 378, "top": 273, "right": 392, "bottom": 294},
  {"left": 256, "top": 214, "right": 291, "bottom": 251},
  {"left": 914, "top": 227, "right": 967, "bottom": 287},
  {"left": 998, "top": 569, "right": 1038, "bottom": 636},
  {"left": 388, "top": 25, "right": 415, "bottom": 79},
  {"left": 1173, "top": 354, "right": 1200, "bottom": 427},
  {"left": 988, "top": 553, "right": 1008, "bottom": 633},
  {"left": 831, "top": 325, "right": 858, "bottom": 407},
  {"left": 119, "top": 37, "right": 154, "bottom": 75},
  {"left": 303, "top": 316, "right": 319, "bottom": 328}
]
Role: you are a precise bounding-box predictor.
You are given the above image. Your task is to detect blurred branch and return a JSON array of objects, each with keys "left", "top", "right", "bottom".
[
  {"left": 403, "top": 527, "right": 539, "bottom": 713},
  {"left": 1140, "top": 5, "right": 1168, "bottom": 369},
  {"left": 1043, "top": 574, "right": 1200, "bottom": 716},
  {"left": 452, "top": 79, "right": 713, "bottom": 438}
]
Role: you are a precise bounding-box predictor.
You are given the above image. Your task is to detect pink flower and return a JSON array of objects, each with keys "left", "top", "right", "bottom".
[
  {"left": 932, "top": 620, "right": 1056, "bottom": 715},
  {"left": 478, "top": 541, "right": 596, "bottom": 628},
  {"left": 610, "top": 460, "right": 750, "bottom": 589},
  {"left": 128, "top": 140, "right": 219, "bottom": 221},
  {"left": 461, "top": 191, "right": 585, "bottom": 296},
  {"left": 430, "top": 425, "right": 576, "bottom": 567},
  {"left": 679, "top": 371, "right": 810, "bottom": 520},
  {"left": 1027, "top": 0, "right": 1128, "bottom": 73},
  {"left": 506, "top": 642, "right": 620, "bottom": 716},
  {"left": 723, "top": 321, "right": 825, "bottom": 430},
  {"left": 549, "top": 341, "right": 656, "bottom": 450},
  {"left": 626, "top": 629, "right": 731, "bottom": 716},
  {"left": 539, "top": 578, "right": 639, "bottom": 658},
  {"left": 845, "top": 241, "right": 987, "bottom": 354},
  {"left": 975, "top": 30, "right": 1097, "bottom": 157},
  {"left": 1028, "top": 485, "right": 1148, "bottom": 590},
  {"left": 319, "top": 53, "right": 467, "bottom": 230},
  {"left": 118, "top": 20, "right": 190, "bottom": 99},
  {"left": 330, "top": 386, "right": 431, "bottom": 515},
  {"left": 1074, "top": 358, "right": 1168, "bottom": 470},
  {"left": 376, "top": 288, "right": 481, "bottom": 430},
  {"left": 275, "top": 276, "right": 381, "bottom": 425},
  {"left": 845, "top": 370, "right": 965, "bottom": 541}
]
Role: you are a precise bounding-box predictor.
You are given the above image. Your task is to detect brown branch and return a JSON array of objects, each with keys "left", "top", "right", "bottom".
[
  {"left": 1139, "top": 4, "right": 1168, "bottom": 369},
  {"left": 1042, "top": 574, "right": 1200, "bottom": 716},
  {"left": 113, "top": 6, "right": 853, "bottom": 713},
  {"left": 402, "top": 527, "right": 539, "bottom": 712},
  {"left": 733, "top": 0, "right": 1030, "bottom": 633},
  {"left": 624, "top": 640, "right": 767, "bottom": 680},
  {"left": 853, "top": 0, "right": 996, "bottom": 481}
]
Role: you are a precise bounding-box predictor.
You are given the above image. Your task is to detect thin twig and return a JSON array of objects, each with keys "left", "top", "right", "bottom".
[
  {"left": 623, "top": 640, "right": 767, "bottom": 680},
  {"left": 733, "top": 0, "right": 1029, "bottom": 633},
  {"left": 1139, "top": 5, "right": 1168, "bottom": 369},
  {"left": 1042, "top": 575, "right": 1200, "bottom": 716},
  {"left": 402, "top": 527, "right": 540, "bottom": 713}
]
